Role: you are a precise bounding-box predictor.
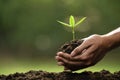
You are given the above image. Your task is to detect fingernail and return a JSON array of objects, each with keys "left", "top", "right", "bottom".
[
  {"left": 57, "top": 52, "right": 60, "bottom": 56},
  {"left": 55, "top": 56, "right": 59, "bottom": 60}
]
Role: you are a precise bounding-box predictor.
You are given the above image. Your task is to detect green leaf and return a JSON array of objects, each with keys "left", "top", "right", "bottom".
[
  {"left": 57, "top": 20, "right": 71, "bottom": 27},
  {"left": 69, "top": 15, "right": 75, "bottom": 27},
  {"left": 75, "top": 17, "right": 86, "bottom": 27}
]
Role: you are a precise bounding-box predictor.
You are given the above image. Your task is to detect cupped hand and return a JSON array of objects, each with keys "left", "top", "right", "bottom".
[{"left": 55, "top": 34, "right": 111, "bottom": 71}]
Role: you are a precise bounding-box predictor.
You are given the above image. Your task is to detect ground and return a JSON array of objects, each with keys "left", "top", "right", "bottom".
[{"left": 0, "top": 70, "right": 120, "bottom": 80}]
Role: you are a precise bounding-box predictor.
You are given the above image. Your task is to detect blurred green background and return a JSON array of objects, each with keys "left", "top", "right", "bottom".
[{"left": 0, "top": 0, "right": 120, "bottom": 75}]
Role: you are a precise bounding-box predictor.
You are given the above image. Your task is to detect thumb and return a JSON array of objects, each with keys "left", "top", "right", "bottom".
[{"left": 71, "top": 40, "right": 91, "bottom": 57}]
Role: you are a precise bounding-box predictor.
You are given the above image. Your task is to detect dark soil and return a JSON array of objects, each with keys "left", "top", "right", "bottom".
[
  {"left": 59, "top": 39, "right": 83, "bottom": 54},
  {"left": 1, "top": 40, "right": 120, "bottom": 80},
  {"left": 0, "top": 70, "right": 120, "bottom": 80}
]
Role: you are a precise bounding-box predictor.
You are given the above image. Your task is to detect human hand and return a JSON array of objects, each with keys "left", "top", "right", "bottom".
[{"left": 55, "top": 34, "right": 112, "bottom": 71}]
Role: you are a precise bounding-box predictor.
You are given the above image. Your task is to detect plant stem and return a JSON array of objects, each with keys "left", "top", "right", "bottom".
[{"left": 72, "top": 26, "right": 75, "bottom": 40}]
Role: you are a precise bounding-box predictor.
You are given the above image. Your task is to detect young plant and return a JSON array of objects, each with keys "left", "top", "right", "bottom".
[{"left": 57, "top": 15, "right": 86, "bottom": 40}]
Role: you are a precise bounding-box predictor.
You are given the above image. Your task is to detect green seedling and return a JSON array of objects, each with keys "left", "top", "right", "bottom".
[{"left": 57, "top": 15, "right": 86, "bottom": 40}]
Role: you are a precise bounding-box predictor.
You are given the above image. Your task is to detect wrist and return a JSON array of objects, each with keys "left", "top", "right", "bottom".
[{"left": 101, "top": 34, "right": 119, "bottom": 50}]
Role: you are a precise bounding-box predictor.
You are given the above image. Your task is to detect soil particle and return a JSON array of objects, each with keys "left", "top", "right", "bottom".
[
  {"left": 59, "top": 39, "right": 83, "bottom": 54},
  {"left": 0, "top": 70, "right": 120, "bottom": 80}
]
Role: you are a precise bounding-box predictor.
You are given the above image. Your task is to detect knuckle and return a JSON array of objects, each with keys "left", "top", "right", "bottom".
[
  {"left": 89, "top": 34, "right": 100, "bottom": 40},
  {"left": 92, "top": 34, "right": 99, "bottom": 37},
  {"left": 91, "top": 34, "right": 99, "bottom": 38}
]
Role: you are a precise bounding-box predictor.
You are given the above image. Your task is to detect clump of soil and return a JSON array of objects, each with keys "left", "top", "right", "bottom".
[
  {"left": 0, "top": 70, "right": 120, "bottom": 80},
  {"left": 59, "top": 39, "right": 83, "bottom": 54}
]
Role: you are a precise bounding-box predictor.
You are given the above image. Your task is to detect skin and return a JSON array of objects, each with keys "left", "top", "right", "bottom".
[{"left": 55, "top": 27, "right": 120, "bottom": 71}]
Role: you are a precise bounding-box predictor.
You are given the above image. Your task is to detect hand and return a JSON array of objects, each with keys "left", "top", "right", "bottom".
[{"left": 55, "top": 34, "right": 112, "bottom": 71}]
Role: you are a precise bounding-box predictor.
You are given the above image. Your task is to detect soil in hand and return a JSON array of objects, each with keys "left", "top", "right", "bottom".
[
  {"left": 59, "top": 39, "right": 83, "bottom": 54},
  {"left": 0, "top": 70, "right": 120, "bottom": 80}
]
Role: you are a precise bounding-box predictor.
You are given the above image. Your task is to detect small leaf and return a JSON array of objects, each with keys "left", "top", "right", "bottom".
[
  {"left": 57, "top": 21, "right": 71, "bottom": 27},
  {"left": 69, "top": 15, "right": 75, "bottom": 27},
  {"left": 75, "top": 17, "right": 86, "bottom": 27}
]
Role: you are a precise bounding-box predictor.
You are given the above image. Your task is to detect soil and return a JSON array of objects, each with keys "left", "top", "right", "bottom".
[
  {"left": 1, "top": 40, "right": 120, "bottom": 80},
  {"left": 59, "top": 39, "right": 83, "bottom": 54},
  {"left": 0, "top": 70, "right": 120, "bottom": 80}
]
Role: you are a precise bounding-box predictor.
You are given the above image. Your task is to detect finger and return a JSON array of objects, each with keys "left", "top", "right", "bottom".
[
  {"left": 78, "top": 45, "right": 96, "bottom": 60},
  {"left": 57, "top": 57, "right": 90, "bottom": 71},
  {"left": 56, "top": 55, "right": 88, "bottom": 71},
  {"left": 57, "top": 52, "right": 64, "bottom": 56},
  {"left": 56, "top": 55, "right": 70, "bottom": 64},
  {"left": 71, "top": 41, "right": 92, "bottom": 57},
  {"left": 81, "top": 37, "right": 87, "bottom": 41},
  {"left": 56, "top": 55, "right": 88, "bottom": 70},
  {"left": 58, "top": 56, "right": 84, "bottom": 67},
  {"left": 82, "top": 49, "right": 87, "bottom": 53},
  {"left": 57, "top": 52, "right": 71, "bottom": 60},
  {"left": 56, "top": 56, "right": 64, "bottom": 62},
  {"left": 64, "top": 61, "right": 88, "bottom": 71},
  {"left": 58, "top": 52, "right": 82, "bottom": 61},
  {"left": 57, "top": 62, "right": 64, "bottom": 66}
]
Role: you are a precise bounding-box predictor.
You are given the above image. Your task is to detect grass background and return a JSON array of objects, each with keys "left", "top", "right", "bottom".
[
  {"left": 0, "top": 0, "right": 120, "bottom": 75},
  {"left": 0, "top": 51, "right": 120, "bottom": 75}
]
